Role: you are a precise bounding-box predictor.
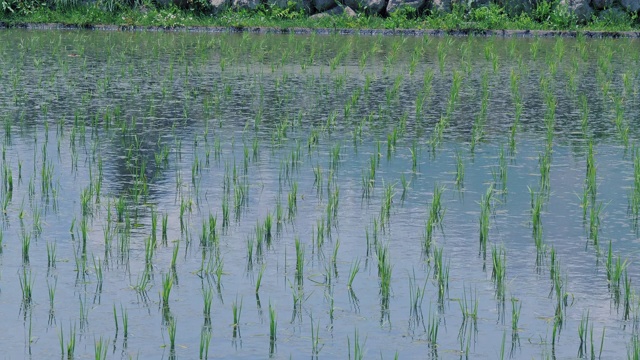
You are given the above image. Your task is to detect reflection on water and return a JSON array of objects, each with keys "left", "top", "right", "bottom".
[{"left": 0, "top": 29, "right": 639, "bottom": 358}]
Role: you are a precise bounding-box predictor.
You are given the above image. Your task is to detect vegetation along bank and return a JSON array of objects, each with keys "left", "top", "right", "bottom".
[{"left": 2, "top": 0, "right": 640, "bottom": 33}]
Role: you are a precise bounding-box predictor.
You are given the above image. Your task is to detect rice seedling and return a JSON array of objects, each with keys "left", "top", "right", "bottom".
[
  {"left": 254, "top": 264, "right": 266, "bottom": 294},
  {"left": 203, "top": 284, "right": 213, "bottom": 323},
  {"left": 538, "top": 150, "right": 552, "bottom": 193},
  {"left": 427, "top": 308, "right": 439, "bottom": 350},
  {"left": 151, "top": 207, "right": 158, "bottom": 244},
  {"left": 630, "top": 335, "right": 640, "bottom": 359},
  {"left": 458, "top": 285, "right": 478, "bottom": 324},
  {"left": 498, "top": 145, "right": 508, "bottom": 191},
  {"left": 19, "top": 267, "right": 34, "bottom": 305},
  {"left": 380, "top": 182, "right": 394, "bottom": 227},
  {"left": 577, "top": 310, "right": 590, "bottom": 357},
  {"left": 479, "top": 185, "right": 494, "bottom": 258},
  {"left": 167, "top": 317, "right": 177, "bottom": 351},
  {"left": 47, "top": 241, "right": 56, "bottom": 268},
  {"left": 423, "top": 214, "right": 435, "bottom": 256},
  {"left": 376, "top": 242, "right": 392, "bottom": 307},
  {"left": 433, "top": 246, "right": 449, "bottom": 303},
  {"left": 92, "top": 336, "right": 108, "bottom": 360},
  {"left": 60, "top": 323, "right": 76, "bottom": 359},
  {"left": 491, "top": 245, "right": 507, "bottom": 300},
  {"left": 348, "top": 328, "right": 366, "bottom": 360},
  {"left": 269, "top": 301, "right": 277, "bottom": 350},
  {"left": 295, "top": 236, "right": 304, "bottom": 286},
  {"left": 21, "top": 230, "right": 31, "bottom": 263},
  {"left": 288, "top": 182, "right": 298, "bottom": 220},
  {"left": 400, "top": 173, "right": 410, "bottom": 201},
  {"left": 624, "top": 271, "right": 632, "bottom": 320},
  {"left": 347, "top": 258, "right": 360, "bottom": 289},
  {"left": 455, "top": 150, "right": 464, "bottom": 188},
  {"left": 511, "top": 297, "right": 521, "bottom": 333},
  {"left": 121, "top": 305, "right": 129, "bottom": 340},
  {"left": 132, "top": 268, "right": 151, "bottom": 299},
  {"left": 588, "top": 201, "right": 603, "bottom": 246},
  {"left": 199, "top": 326, "right": 212, "bottom": 359},
  {"left": 310, "top": 314, "right": 323, "bottom": 356},
  {"left": 232, "top": 296, "right": 243, "bottom": 329},
  {"left": 606, "top": 243, "right": 628, "bottom": 303},
  {"left": 410, "top": 140, "right": 420, "bottom": 173},
  {"left": 220, "top": 194, "right": 230, "bottom": 229},
  {"left": 47, "top": 277, "right": 56, "bottom": 312}
]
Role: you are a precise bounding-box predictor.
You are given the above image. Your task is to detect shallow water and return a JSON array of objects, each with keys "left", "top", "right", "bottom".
[{"left": 0, "top": 29, "right": 640, "bottom": 359}]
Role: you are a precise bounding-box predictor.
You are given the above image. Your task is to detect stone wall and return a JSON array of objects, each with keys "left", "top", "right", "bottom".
[{"left": 159, "top": 0, "right": 639, "bottom": 22}]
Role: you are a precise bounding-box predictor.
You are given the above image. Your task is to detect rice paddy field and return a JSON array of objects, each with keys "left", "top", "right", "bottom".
[{"left": 1, "top": 29, "right": 640, "bottom": 359}]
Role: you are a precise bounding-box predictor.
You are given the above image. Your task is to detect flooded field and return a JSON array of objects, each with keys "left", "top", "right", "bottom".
[{"left": 0, "top": 29, "right": 640, "bottom": 359}]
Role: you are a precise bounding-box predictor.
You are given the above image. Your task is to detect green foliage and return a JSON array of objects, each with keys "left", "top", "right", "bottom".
[
  {"left": 259, "top": 0, "right": 306, "bottom": 19},
  {"left": 531, "top": 0, "right": 577, "bottom": 28},
  {"left": 1, "top": 0, "right": 45, "bottom": 15},
  {"left": 386, "top": 6, "right": 417, "bottom": 29},
  {"left": 469, "top": 4, "right": 509, "bottom": 28},
  {"left": 1, "top": 0, "right": 639, "bottom": 31}
]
